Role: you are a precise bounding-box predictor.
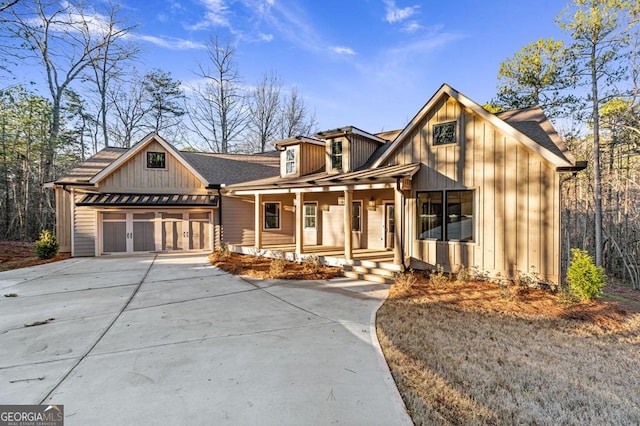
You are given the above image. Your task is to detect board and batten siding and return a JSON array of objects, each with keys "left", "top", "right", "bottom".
[
  {"left": 280, "top": 143, "right": 325, "bottom": 177},
  {"left": 387, "top": 95, "right": 561, "bottom": 283},
  {"left": 73, "top": 192, "right": 96, "bottom": 257},
  {"left": 99, "top": 141, "right": 206, "bottom": 194},
  {"left": 348, "top": 135, "right": 381, "bottom": 171},
  {"left": 55, "top": 187, "right": 72, "bottom": 253}
]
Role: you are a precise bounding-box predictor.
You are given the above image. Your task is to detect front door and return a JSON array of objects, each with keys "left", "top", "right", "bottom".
[{"left": 384, "top": 203, "right": 395, "bottom": 249}]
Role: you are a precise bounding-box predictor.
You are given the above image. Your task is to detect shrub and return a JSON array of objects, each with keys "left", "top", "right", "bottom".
[
  {"left": 429, "top": 264, "right": 450, "bottom": 287},
  {"left": 35, "top": 230, "right": 59, "bottom": 260},
  {"left": 566, "top": 248, "right": 606, "bottom": 302},
  {"left": 209, "top": 243, "right": 231, "bottom": 263}
]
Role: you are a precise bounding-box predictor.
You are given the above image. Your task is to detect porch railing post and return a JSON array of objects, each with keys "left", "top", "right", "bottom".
[
  {"left": 254, "top": 193, "right": 262, "bottom": 249},
  {"left": 393, "top": 186, "right": 403, "bottom": 266},
  {"left": 295, "top": 192, "right": 304, "bottom": 256},
  {"left": 344, "top": 188, "right": 353, "bottom": 262}
]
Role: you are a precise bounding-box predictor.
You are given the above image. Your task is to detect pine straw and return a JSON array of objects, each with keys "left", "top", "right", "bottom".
[
  {"left": 0, "top": 241, "right": 70, "bottom": 272},
  {"left": 377, "top": 273, "right": 640, "bottom": 425},
  {"left": 209, "top": 252, "right": 342, "bottom": 281}
]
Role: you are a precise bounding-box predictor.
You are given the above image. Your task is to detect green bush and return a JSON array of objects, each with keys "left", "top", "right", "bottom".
[
  {"left": 566, "top": 248, "right": 606, "bottom": 302},
  {"left": 35, "top": 230, "right": 59, "bottom": 260}
]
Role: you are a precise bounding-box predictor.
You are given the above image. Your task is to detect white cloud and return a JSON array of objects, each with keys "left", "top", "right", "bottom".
[
  {"left": 330, "top": 46, "right": 356, "bottom": 55},
  {"left": 135, "top": 34, "right": 207, "bottom": 50},
  {"left": 402, "top": 21, "right": 422, "bottom": 32},
  {"left": 383, "top": 0, "right": 419, "bottom": 24},
  {"left": 187, "top": 0, "right": 231, "bottom": 31}
]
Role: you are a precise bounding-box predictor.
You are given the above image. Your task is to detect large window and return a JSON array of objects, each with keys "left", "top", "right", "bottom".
[
  {"left": 285, "top": 149, "right": 295, "bottom": 174},
  {"left": 331, "top": 140, "right": 343, "bottom": 171},
  {"left": 147, "top": 151, "right": 166, "bottom": 169},
  {"left": 352, "top": 201, "right": 362, "bottom": 232},
  {"left": 264, "top": 202, "right": 280, "bottom": 229},
  {"left": 303, "top": 203, "right": 316, "bottom": 229},
  {"left": 418, "top": 190, "right": 473, "bottom": 241},
  {"left": 418, "top": 192, "right": 443, "bottom": 240}
]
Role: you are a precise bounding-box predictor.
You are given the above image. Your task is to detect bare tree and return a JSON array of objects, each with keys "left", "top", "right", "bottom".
[
  {"left": 188, "top": 36, "right": 248, "bottom": 153},
  {"left": 86, "top": 2, "right": 139, "bottom": 148},
  {"left": 2, "top": 0, "right": 133, "bottom": 180},
  {"left": 248, "top": 71, "right": 282, "bottom": 152},
  {"left": 108, "top": 71, "right": 149, "bottom": 148},
  {"left": 278, "top": 86, "right": 317, "bottom": 139}
]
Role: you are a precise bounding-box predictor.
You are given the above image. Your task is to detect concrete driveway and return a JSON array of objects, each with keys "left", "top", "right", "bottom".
[{"left": 0, "top": 254, "right": 411, "bottom": 425}]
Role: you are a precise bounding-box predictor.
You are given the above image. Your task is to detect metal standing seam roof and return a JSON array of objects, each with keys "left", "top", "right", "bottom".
[{"left": 77, "top": 193, "right": 219, "bottom": 207}]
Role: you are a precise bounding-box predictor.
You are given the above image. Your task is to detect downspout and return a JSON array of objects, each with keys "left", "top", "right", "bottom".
[{"left": 217, "top": 187, "right": 223, "bottom": 251}]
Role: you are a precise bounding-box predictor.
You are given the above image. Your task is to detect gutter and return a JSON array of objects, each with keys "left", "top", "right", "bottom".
[{"left": 556, "top": 160, "right": 588, "bottom": 174}]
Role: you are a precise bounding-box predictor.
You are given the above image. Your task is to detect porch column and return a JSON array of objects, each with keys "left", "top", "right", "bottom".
[
  {"left": 295, "top": 192, "right": 304, "bottom": 255},
  {"left": 393, "top": 186, "right": 403, "bottom": 266},
  {"left": 254, "top": 193, "right": 262, "bottom": 249},
  {"left": 343, "top": 189, "right": 353, "bottom": 262}
]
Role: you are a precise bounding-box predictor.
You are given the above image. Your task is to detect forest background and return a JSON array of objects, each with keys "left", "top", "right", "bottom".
[{"left": 0, "top": 0, "right": 638, "bottom": 288}]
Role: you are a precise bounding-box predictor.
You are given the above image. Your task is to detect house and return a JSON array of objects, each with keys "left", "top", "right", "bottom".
[
  {"left": 51, "top": 83, "right": 584, "bottom": 285},
  {"left": 221, "top": 84, "right": 585, "bottom": 284},
  {"left": 51, "top": 133, "right": 279, "bottom": 256}
]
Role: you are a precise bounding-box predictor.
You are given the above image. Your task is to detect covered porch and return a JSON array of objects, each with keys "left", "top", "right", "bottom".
[{"left": 222, "top": 163, "right": 420, "bottom": 270}]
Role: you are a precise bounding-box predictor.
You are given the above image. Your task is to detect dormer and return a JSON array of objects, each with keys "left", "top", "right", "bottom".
[
  {"left": 274, "top": 136, "right": 326, "bottom": 178},
  {"left": 316, "top": 126, "right": 387, "bottom": 173}
]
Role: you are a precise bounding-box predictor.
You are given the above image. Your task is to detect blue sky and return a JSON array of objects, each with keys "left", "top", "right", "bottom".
[{"left": 26, "top": 0, "right": 571, "bottom": 134}]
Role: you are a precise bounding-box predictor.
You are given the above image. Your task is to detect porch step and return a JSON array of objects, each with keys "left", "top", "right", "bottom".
[{"left": 342, "top": 263, "right": 400, "bottom": 284}]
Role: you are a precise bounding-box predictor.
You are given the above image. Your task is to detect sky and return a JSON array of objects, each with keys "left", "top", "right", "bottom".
[{"left": 16, "top": 0, "right": 572, "bottom": 135}]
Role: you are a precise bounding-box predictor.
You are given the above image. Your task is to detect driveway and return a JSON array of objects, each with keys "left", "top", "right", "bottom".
[{"left": 0, "top": 254, "right": 411, "bottom": 425}]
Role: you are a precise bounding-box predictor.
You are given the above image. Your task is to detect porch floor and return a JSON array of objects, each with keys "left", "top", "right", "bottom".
[{"left": 229, "top": 244, "right": 396, "bottom": 267}]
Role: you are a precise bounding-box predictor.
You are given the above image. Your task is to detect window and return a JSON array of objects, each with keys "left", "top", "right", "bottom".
[
  {"left": 264, "top": 202, "right": 280, "bottom": 229},
  {"left": 147, "top": 151, "right": 166, "bottom": 169},
  {"left": 303, "top": 203, "right": 316, "bottom": 229},
  {"left": 285, "top": 149, "right": 296, "bottom": 174},
  {"left": 418, "top": 190, "right": 473, "bottom": 241},
  {"left": 351, "top": 201, "right": 362, "bottom": 232},
  {"left": 446, "top": 191, "right": 473, "bottom": 241},
  {"left": 433, "top": 121, "right": 457, "bottom": 146},
  {"left": 417, "top": 192, "right": 443, "bottom": 240},
  {"left": 331, "top": 140, "right": 343, "bottom": 171}
]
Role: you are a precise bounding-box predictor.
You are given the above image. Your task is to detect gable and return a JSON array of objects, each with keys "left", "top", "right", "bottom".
[
  {"left": 381, "top": 93, "right": 561, "bottom": 191},
  {"left": 92, "top": 135, "right": 209, "bottom": 194},
  {"left": 374, "top": 84, "right": 574, "bottom": 169}
]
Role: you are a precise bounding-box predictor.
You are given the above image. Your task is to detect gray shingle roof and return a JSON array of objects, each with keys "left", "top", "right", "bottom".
[
  {"left": 497, "top": 106, "right": 575, "bottom": 164},
  {"left": 55, "top": 147, "right": 127, "bottom": 183},
  {"left": 181, "top": 152, "right": 279, "bottom": 185},
  {"left": 56, "top": 146, "right": 279, "bottom": 186}
]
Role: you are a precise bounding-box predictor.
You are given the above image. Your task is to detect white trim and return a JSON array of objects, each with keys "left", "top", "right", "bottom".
[
  {"left": 89, "top": 133, "right": 210, "bottom": 186},
  {"left": 372, "top": 83, "right": 573, "bottom": 169},
  {"left": 302, "top": 202, "right": 318, "bottom": 230}
]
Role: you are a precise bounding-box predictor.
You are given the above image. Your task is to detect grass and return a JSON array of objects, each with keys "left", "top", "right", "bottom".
[
  {"left": 377, "top": 272, "right": 640, "bottom": 425},
  {"left": 209, "top": 251, "right": 342, "bottom": 281}
]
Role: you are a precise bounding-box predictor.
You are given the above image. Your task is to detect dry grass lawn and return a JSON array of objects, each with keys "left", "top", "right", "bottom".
[
  {"left": 377, "top": 272, "right": 640, "bottom": 425},
  {"left": 209, "top": 251, "right": 342, "bottom": 280}
]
